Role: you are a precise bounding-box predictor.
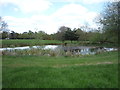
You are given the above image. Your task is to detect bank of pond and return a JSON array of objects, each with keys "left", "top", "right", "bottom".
[{"left": 0, "top": 45, "right": 118, "bottom": 56}]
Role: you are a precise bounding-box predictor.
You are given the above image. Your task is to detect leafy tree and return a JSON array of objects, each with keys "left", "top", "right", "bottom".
[
  {"left": 21, "top": 32, "right": 30, "bottom": 39},
  {"left": 56, "top": 26, "right": 79, "bottom": 42},
  {"left": 35, "top": 31, "right": 47, "bottom": 40},
  {"left": 9, "top": 31, "right": 19, "bottom": 39},
  {"left": 75, "top": 28, "right": 86, "bottom": 41},
  {"left": 64, "top": 28, "right": 79, "bottom": 42},
  {"left": 98, "top": 1, "right": 119, "bottom": 43},
  {"left": 28, "top": 30, "right": 34, "bottom": 39},
  {"left": 88, "top": 30, "right": 105, "bottom": 44},
  {"left": 1, "top": 31, "right": 9, "bottom": 39},
  {"left": 50, "top": 34, "right": 56, "bottom": 40},
  {"left": 56, "top": 26, "right": 68, "bottom": 42}
]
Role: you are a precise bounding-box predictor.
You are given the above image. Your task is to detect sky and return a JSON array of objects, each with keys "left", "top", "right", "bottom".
[{"left": 0, "top": 0, "right": 118, "bottom": 34}]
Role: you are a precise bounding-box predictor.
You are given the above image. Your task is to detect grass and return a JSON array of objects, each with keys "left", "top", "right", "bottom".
[
  {"left": 1, "top": 39, "right": 118, "bottom": 48},
  {"left": 1, "top": 39, "right": 63, "bottom": 47},
  {"left": 2, "top": 51, "right": 118, "bottom": 88}
]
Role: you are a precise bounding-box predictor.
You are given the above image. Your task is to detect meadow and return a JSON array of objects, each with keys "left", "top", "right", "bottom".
[
  {"left": 2, "top": 51, "right": 118, "bottom": 88},
  {"left": 1, "top": 39, "right": 117, "bottom": 48},
  {"left": 1, "top": 39, "right": 63, "bottom": 48}
]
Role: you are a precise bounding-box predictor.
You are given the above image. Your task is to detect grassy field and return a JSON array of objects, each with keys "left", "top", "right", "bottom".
[
  {"left": 1, "top": 39, "right": 118, "bottom": 48},
  {"left": 2, "top": 51, "right": 118, "bottom": 88},
  {"left": 1, "top": 39, "right": 63, "bottom": 47}
]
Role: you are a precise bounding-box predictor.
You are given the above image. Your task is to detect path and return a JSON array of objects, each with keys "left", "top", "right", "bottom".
[{"left": 52, "top": 61, "right": 118, "bottom": 68}]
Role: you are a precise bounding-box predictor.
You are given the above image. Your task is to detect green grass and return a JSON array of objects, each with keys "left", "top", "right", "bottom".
[
  {"left": 2, "top": 51, "right": 118, "bottom": 88},
  {"left": 1, "top": 39, "right": 118, "bottom": 48},
  {"left": 1, "top": 39, "right": 63, "bottom": 47},
  {"left": 1, "top": 39, "right": 79, "bottom": 48}
]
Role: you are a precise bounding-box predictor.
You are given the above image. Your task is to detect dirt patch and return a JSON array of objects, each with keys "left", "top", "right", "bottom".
[
  {"left": 4, "top": 61, "right": 117, "bottom": 68},
  {"left": 52, "top": 61, "right": 117, "bottom": 68}
]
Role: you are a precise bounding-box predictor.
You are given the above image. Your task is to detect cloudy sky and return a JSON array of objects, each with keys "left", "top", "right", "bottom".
[{"left": 0, "top": 0, "right": 115, "bottom": 34}]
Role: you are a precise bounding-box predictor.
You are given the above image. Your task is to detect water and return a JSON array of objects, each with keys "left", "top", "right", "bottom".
[
  {"left": 0, "top": 45, "right": 61, "bottom": 51},
  {"left": 0, "top": 45, "right": 118, "bottom": 55}
]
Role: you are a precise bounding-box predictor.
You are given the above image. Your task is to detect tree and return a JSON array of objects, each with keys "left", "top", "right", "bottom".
[
  {"left": 1, "top": 31, "right": 9, "bottom": 39},
  {"left": 64, "top": 28, "right": 79, "bottom": 42},
  {"left": 75, "top": 28, "right": 86, "bottom": 41},
  {"left": 28, "top": 30, "right": 34, "bottom": 39},
  {"left": 21, "top": 32, "right": 29, "bottom": 39},
  {"left": 0, "top": 16, "right": 10, "bottom": 39},
  {"left": 98, "top": 1, "right": 119, "bottom": 43},
  {"left": 0, "top": 16, "right": 9, "bottom": 32},
  {"left": 9, "top": 31, "right": 19, "bottom": 39},
  {"left": 88, "top": 30, "right": 106, "bottom": 44},
  {"left": 35, "top": 31, "right": 47, "bottom": 40},
  {"left": 56, "top": 26, "right": 68, "bottom": 42}
]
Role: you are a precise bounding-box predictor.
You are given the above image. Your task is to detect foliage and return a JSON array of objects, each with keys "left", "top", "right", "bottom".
[
  {"left": 55, "top": 26, "right": 79, "bottom": 42},
  {"left": 75, "top": 28, "right": 86, "bottom": 41},
  {"left": 64, "top": 28, "right": 79, "bottom": 42},
  {"left": 1, "top": 31, "right": 9, "bottom": 39},
  {"left": 89, "top": 31, "right": 106, "bottom": 44},
  {"left": 55, "top": 26, "right": 68, "bottom": 42},
  {"left": 98, "top": 2, "right": 119, "bottom": 43},
  {"left": 9, "top": 31, "right": 19, "bottom": 39}
]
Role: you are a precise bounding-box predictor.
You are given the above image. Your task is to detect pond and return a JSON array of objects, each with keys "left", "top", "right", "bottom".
[{"left": 0, "top": 45, "right": 118, "bottom": 55}]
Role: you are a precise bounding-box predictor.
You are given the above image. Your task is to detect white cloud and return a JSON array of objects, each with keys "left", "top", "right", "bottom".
[
  {"left": 14, "top": 8, "right": 19, "bottom": 12},
  {"left": 50, "top": 4, "right": 98, "bottom": 31},
  {"left": 3, "top": 16, "right": 37, "bottom": 33},
  {"left": 52, "top": 4, "right": 87, "bottom": 16},
  {"left": 20, "top": 0, "right": 52, "bottom": 13},
  {"left": 0, "top": 0, "right": 52, "bottom": 13},
  {"left": 3, "top": 3, "right": 98, "bottom": 34}
]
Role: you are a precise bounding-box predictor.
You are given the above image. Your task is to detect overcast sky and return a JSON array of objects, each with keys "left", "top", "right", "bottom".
[{"left": 0, "top": 0, "right": 116, "bottom": 34}]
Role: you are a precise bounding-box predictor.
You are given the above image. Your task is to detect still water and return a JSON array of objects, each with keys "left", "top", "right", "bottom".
[{"left": 0, "top": 45, "right": 118, "bottom": 55}]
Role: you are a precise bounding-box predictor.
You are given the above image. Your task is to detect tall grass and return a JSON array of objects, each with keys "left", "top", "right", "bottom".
[{"left": 1, "top": 48, "right": 65, "bottom": 57}]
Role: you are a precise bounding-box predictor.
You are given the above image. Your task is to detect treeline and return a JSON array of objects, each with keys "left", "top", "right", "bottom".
[
  {"left": 0, "top": 25, "right": 118, "bottom": 44},
  {"left": 1, "top": 30, "right": 52, "bottom": 40},
  {"left": 0, "top": 27, "right": 86, "bottom": 41}
]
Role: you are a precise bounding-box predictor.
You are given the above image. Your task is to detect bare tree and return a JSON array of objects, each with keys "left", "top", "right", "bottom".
[
  {"left": 0, "top": 16, "right": 9, "bottom": 32},
  {"left": 0, "top": 16, "right": 10, "bottom": 39}
]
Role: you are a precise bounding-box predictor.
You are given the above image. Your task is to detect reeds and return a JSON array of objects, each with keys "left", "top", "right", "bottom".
[{"left": 1, "top": 48, "right": 87, "bottom": 57}]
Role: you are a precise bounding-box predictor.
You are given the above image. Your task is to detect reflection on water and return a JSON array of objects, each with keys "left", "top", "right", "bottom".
[{"left": 0, "top": 45, "right": 118, "bottom": 55}]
